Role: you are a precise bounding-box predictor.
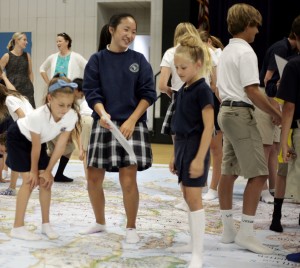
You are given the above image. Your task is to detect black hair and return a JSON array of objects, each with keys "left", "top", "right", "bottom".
[
  {"left": 72, "top": 78, "right": 83, "bottom": 92},
  {"left": 57, "top": 32, "right": 72, "bottom": 49},
  {"left": 98, "top": 13, "right": 137, "bottom": 50},
  {"left": 98, "top": 24, "right": 111, "bottom": 51}
]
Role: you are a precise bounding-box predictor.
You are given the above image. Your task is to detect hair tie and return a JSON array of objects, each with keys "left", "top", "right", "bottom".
[{"left": 48, "top": 79, "right": 78, "bottom": 92}]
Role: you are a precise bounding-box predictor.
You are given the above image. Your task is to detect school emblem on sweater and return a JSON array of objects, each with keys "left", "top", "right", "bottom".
[
  {"left": 129, "top": 63, "right": 139, "bottom": 73},
  {"left": 60, "top": 127, "right": 66, "bottom": 132}
]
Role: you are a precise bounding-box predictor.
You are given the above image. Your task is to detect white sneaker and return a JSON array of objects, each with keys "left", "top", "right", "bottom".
[
  {"left": 42, "top": 223, "right": 59, "bottom": 239},
  {"left": 2, "top": 170, "right": 10, "bottom": 179},
  {"left": 125, "top": 228, "right": 140, "bottom": 244},
  {"left": 260, "top": 190, "right": 274, "bottom": 204},
  {"left": 202, "top": 189, "right": 218, "bottom": 201},
  {"left": 0, "top": 188, "right": 16, "bottom": 196},
  {"left": 174, "top": 201, "right": 188, "bottom": 211},
  {"left": 10, "top": 226, "right": 41, "bottom": 241}
]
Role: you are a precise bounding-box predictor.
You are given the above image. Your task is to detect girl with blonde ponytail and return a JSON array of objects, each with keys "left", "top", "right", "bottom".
[{"left": 168, "top": 34, "right": 214, "bottom": 268}]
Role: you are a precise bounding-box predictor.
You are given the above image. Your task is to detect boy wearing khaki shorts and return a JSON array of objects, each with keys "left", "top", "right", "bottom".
[{"left": 217, "top": 3, "right": 281, "bottom": 255}]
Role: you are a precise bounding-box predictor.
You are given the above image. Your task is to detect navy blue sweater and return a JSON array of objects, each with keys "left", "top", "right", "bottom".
[{"left": 83, "top": 48, "right": 156, "bottom": 121}]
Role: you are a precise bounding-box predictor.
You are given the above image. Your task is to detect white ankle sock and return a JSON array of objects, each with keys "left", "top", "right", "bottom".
[
  {"left": 79, "top": 223, "right": 106, "bottom": 235},
  {"left": 42, "top": 223, "right": 59, "bottom": 239},
  {"left": 202, "top": 189, "right": 218, "bottom": 201},
  {"left": 234, "top": 214, "right": 273, "bottom": 254},
  {"left": 220, "top": 210, "right": 237, "bottom": 243},
  {"left": 10, "top": 226, "right": 41, "bottom": 241},
  {"left": 125, "top": 228, "right": 140, "bottom": 244}
]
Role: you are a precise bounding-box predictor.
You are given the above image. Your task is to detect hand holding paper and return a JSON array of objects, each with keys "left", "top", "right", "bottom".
[{"left": 102, "top": 116, "right": 137, "bottom": 164}]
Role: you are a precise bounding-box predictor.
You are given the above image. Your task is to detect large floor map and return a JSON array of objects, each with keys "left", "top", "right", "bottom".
[{"left": 0, "top": 161, "right": 299, "bottom": 268}]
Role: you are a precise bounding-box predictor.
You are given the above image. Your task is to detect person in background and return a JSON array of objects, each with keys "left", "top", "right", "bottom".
[
  {"left": 217, "top": 3, "right": 281, "bottom": 254},
  {"left": 168, "top": 33, "right": 214, "bottom": 268},
  {"left": 0, "top": 32, "right": 35, "bottom": 108},
  {"left": 40, "top": 36, "right": 86, "bottom": 182},
  {"left": 199, "top": 30, "right": 224, "bottom": 201},
  {"left": 81, "top": 13, "right": 156, "bottom": 244},
  {"left": 256, "top": 21, "right": 298, "bottom": 204},
  {"left": 0, "top": 68, "right": 12, "bottom": 183},
  {"left": 72, "top": 78, "right": 93, "bottom": 180},
  {"left": 0, "top": 84, "right": 34, "bottom": 196},
  {"left": 274, "top": 15, "right": 300, "bottom": 234},
  {"left": 40, "top": 32, "right": 87, "bottom": 83}
]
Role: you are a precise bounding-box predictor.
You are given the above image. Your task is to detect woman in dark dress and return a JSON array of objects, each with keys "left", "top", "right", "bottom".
[{"left": 0, "top": 32, "right": 35, "bottom": 108}]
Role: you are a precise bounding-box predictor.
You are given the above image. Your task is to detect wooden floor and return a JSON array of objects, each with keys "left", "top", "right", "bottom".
[{"left": 71, "top": 143, "right": 173, "bottom": 165}]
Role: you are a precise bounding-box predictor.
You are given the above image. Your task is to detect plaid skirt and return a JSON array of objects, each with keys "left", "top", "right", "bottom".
[
  {"left": 87, "top": 120, "right": 152, "bottom": 172},
  {"left": 161, "top": 93, "right": 176, "bottom": 135}
]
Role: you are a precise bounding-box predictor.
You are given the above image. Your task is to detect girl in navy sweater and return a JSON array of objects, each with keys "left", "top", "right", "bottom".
[{"left": 82, "top": 13, "right": 156, "bottom": 243}]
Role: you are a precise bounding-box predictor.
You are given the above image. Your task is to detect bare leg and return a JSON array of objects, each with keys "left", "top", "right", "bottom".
[
  {"left": 14, "top": 172, "right": 32, "bottom": 227},
  {"left": 87, "top": 167, "right": 105, "bottom": 224},
  {"left": 119, "top": 165, "right": 140, "bottom": 244},
  {"left": 261, "top": 145, "right": 274, "bottom": 203},
  {"left": 79, "top": 167, "right": 106, "bottom": 235},
  {"left": 243, "top": 176, "right": 267, "bottom": 215},
  {"left": 203, "top": 132, "right": 222, "bottom": 201},
  {"left": 268, "top": 142, "right": 280, "bottom": 190},
  {"left": 39, "top": 177, "right": 51, "bottom": 224},
  {"left": 119, "top": 165, "right": 139, "bottom": 228},
  {"left": 10, "top": 172, "right": 41, "bottom": 240}
]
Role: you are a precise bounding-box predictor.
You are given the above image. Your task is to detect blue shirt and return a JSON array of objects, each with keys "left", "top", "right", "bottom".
[
  {"left": 55, "top": 54, "right": 70, "bottom": 76},
  {"left": 83, "top": 48, "right": 156, "bottom": 121},
  {"left": 172, "top": 78, "right": 214, "bottom": 136}
]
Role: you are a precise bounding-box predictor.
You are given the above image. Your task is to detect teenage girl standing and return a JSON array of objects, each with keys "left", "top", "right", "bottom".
[
  {"left": 169, "top": 34, "right": 214, "bottom": 268},
  {"left": 82, "top": 13, "right": 156, "bottom": 243},
  {"left": 7, "top": 77, "right": 79, "bottom": 240}
]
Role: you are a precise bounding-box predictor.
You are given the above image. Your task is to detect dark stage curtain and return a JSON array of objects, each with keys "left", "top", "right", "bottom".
[{"left": 207, "top": 0, "right": 300, "bottom": 68}]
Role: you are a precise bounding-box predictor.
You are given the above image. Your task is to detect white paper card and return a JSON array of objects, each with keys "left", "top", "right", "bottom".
[{"left": 275, "top": 54, "right": 288, "bottom": 78}]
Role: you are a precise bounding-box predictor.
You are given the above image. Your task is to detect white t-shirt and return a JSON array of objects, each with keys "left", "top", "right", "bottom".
[
  {"left": 17, "top": 105, "right": 78, "bottom": 143},
  {"left": 5, "top": 96, "right": 34, "bottom": 121},
  {"left": 160, "top": 46, "right": 184, "bottom": 91},
  {"left": 77, "top": 97, "right": 93, "bottom": 116},
  {"left": 217, "top": 38, "right": 259, "bottom": 104}
]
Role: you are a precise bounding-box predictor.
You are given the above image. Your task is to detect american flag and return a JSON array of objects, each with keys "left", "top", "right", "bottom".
[{"left": 198, "top": 0, "right": 209, "bottom": 31}]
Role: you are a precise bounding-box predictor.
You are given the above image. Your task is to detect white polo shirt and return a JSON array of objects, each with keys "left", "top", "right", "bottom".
[
  {"left": 217, "top": 38, "right": 260, "bottom": 104},
  {"left": 17, "top": 104, "right": 78, "bottom": 143},
  {"left": 160, "top": 46, "right": 184, "bottom": 91},
  {"left": 5, "top": 96, "right": 34, "bottom": 121}
]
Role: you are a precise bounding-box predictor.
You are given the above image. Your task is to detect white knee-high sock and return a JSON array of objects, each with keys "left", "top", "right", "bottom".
[
  {"left": 188, "top": 209, "right": 205, "bottom": 268},
  {"left": 220, "top": 209, "right": 237, "bottom": 243}
]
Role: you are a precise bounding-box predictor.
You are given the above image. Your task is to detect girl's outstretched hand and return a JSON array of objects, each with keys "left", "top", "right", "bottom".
[
  {"left": 39, "top": 170, "right": 54, "bottom": 190},
  {"left": 189, "top": 159, "right": 204, "bottom": 179},
  {"left": 169, "top": 155, "right": 177, "bottom": 175},
  {"left": 28, "top": 172, "right": 39, "bottom": 190}
]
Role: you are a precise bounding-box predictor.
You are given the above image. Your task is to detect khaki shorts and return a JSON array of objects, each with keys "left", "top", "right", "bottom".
[
  {"left": 47, "top": 135, "right": 75, "bottom": 157},
  {"left": 285, "top": 129, "right": 300, "bottom": 202},
  {"left": 218, "top": 106, "right": 268, "bottom": 179},
  {"left": 254, "top": 107, "right": 281, "bottom": 145},
  {"left": 81, "top": 115, "right": 93, "bottom": 151}
]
